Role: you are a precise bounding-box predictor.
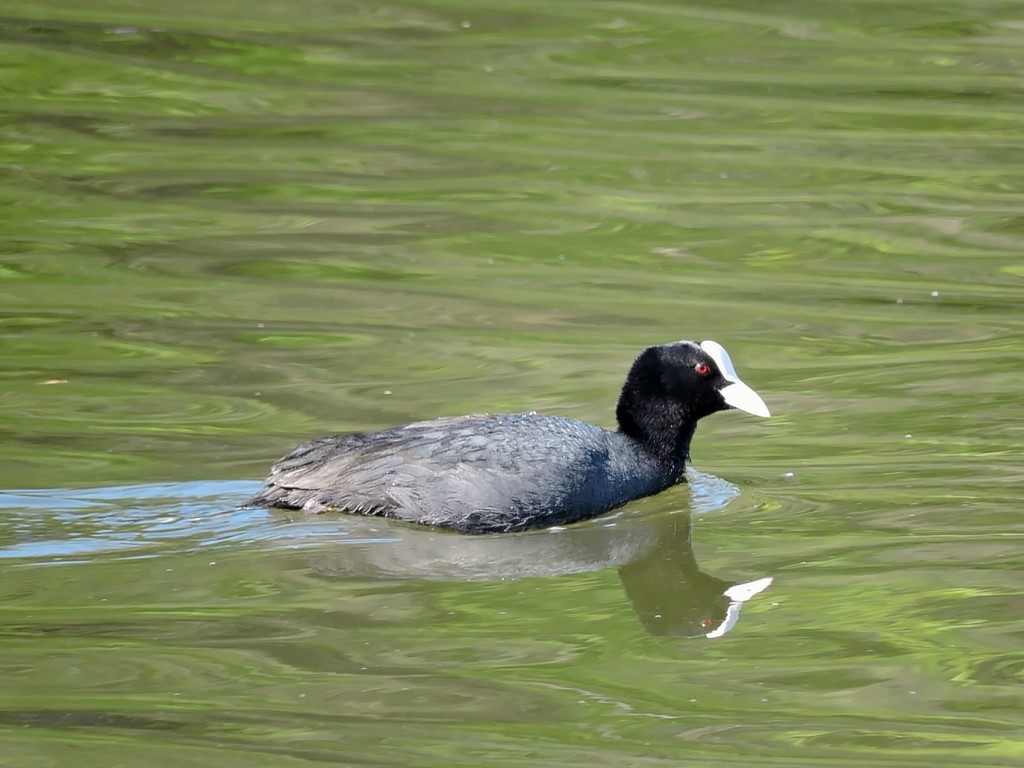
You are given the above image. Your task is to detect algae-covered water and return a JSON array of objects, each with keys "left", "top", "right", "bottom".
[{"left": 2, "top": 1, "right": 1023, "bottom": 766}]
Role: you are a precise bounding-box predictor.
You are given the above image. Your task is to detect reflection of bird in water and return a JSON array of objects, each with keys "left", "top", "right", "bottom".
[
  {"left": 617, "top": 514, "right": 772, "bottom": 638},
  {"left": 290, "top": 471, "right": 773, "bottom": 639}
]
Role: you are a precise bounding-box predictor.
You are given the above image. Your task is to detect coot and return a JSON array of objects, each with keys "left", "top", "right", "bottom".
[{"left": 246, "top": 340, "right": 770, "bottom": 533}]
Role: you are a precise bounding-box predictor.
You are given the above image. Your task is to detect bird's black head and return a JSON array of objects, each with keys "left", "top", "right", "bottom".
[{"left": 615, "top": 340, "right": 770, "bottom": 465}]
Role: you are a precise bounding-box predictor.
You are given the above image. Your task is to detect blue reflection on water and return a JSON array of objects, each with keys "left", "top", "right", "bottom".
[{"left": 0, "top": 470, "right": 739, "bottom": 564}]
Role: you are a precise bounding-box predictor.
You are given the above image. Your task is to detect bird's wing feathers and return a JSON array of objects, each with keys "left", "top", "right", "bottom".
[{"left": 254, "top": 414, "right": 613, "bottom": 531}]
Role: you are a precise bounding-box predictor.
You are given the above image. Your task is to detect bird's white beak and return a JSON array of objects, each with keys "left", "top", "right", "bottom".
[{"left": 700, "top": 340, "right": 771, "bottom": 418}]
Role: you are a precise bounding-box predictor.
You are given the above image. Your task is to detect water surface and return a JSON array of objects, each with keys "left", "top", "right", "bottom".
[{"left": 1, "top": 1, "right": 1023, "bottom": 766}]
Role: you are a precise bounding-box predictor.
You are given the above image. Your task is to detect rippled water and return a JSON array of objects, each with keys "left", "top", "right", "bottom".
[{"left": 2, "top": 1, "right": 1024, "bottom": 765}]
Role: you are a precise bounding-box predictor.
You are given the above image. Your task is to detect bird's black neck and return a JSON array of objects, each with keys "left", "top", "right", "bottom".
[{"left": 616, "top": 390, "right": 696, "bottom": 470}]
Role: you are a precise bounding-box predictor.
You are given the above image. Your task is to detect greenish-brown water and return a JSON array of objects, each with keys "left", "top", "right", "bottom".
[{"left": 2, "top": 1, "right": 1023, "bottom": 765}]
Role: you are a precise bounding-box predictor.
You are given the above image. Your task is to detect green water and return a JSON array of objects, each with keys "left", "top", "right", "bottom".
[{"left": 2, "top": 1, "right": 1023, "bottom": 765}]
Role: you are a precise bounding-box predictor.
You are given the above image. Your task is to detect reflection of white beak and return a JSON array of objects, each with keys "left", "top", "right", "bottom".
[
  {"left": 700, "top": 340, "right": 771, "bottom": 418},
  {"left": 705, "top": 576, "right": 774, "bottom": 639}
]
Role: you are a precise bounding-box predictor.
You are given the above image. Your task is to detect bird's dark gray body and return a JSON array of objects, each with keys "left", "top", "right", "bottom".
[
  {"left": 246, "top": 339, "right": 771, "bottom": 534},
  {"left": 249, "top": 413, "right": 681, "bottom": 534}
]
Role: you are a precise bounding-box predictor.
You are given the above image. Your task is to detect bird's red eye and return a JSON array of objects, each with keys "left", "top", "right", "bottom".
[{"left": 695, "top": 362, "right": 710, "bottom": 375}]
